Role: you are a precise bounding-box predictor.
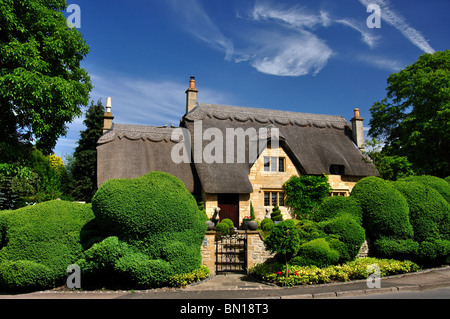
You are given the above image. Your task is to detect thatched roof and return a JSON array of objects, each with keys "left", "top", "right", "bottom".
[
  {"left": 181, "top": 103, "right": 377, "bottom": 193},
  {"left": 97, "top": 103, "right": 377, "bottom": 194},
  {"left": 97, "top": 123, "right": 195, "bottom": 192}
]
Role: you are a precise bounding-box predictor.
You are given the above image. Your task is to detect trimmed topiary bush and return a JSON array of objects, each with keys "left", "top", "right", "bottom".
[
  {"left": 0, "top": 200, "right": 96, "bottom": 291},
  {"left": 87, "top": 171, "right": 207, "bottom": 288},
  {"left": 319, "top": 216, "right": 366, "bottom": 261},
  {"left": 271, "top": 205, "right": 283, "bottom": 222},
  {"left": 261, "top": 218, "right": 274, "bottom": 232},
  {"left": 372, "top": 237, "right": 419, "bottom": 260},
  {"left": 351, "top": 176, "right": 413, "bottom": 242},
  {"left": 290, "top": 238, "right": 340, "bottom": 268},
  {"left": 311, "top": 196, "right": 363, "bottom": 225},
  {"left": 393, "top": 180, "right": 450, "bottom": 242},
  {"left": 399, "top": 175, "right": 450, "bottom": 203}
]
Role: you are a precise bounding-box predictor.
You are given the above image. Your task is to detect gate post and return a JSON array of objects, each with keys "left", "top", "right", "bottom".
[{"left": 201, "top": 231, "right": 216, "bottom": 275}]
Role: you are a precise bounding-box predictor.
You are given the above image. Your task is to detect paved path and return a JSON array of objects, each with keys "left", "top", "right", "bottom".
[{"left": 1, "top": 266, "right": 449, "bottom": 299}]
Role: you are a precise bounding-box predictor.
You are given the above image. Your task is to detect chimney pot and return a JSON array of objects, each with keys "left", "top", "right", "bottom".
[
  {"left": 106, "top": 97, "right": 112, "bottom": 113},
  {"left": 186, "top": 76, "right": 198, "bottom": 114},
  {"left": 354, "top": 108, "right": 360, "bottom": 118},
  {"left": 103, "top": 97, "right": 114, "bottom": 134}
]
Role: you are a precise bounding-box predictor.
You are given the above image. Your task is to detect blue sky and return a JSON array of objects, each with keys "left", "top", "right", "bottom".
[{"left": 54, "top": 0, "right": 449, "bottom": 159}]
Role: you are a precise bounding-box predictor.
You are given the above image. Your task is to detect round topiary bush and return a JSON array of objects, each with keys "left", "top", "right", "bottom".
[
  {"left": 261, "top": 218, "right": 274, "bottom": 232},
  {"left": 319, "top": 215, "right": 366, "bottom": 261},
  {"left": 271, "top": 205, "right": 283, "bottom": 222},
  {"left": 393, "top": 180, "right": 450, "bottom": 242},
  {"left": 89, "top": 171, "right": 207, "bottom": 288},
  {"left": 290, "top": 238, "right": 340, "bottom": 268},
  {"left": 399, "top": 175, "right": 450, "bottom": 203},
  {"left": 311, "top": 196, "right": 363, "bottom": 225},
  {"left": 350, "top": 176, "right": 413, "bottom": 242},
  {"left": 0, "top": 200, "right": 96, "bottom": 291}
]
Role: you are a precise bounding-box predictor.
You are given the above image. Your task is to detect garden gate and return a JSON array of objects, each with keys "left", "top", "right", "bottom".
[{"left": 215, "top": 232, "right": 247, "bottom": 273}]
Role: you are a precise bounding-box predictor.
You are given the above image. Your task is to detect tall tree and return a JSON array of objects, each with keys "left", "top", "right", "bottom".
[
  {"left": 0, "top": 0, "right": 92, "bottom": 156},
  {"left": 70, "top": 100, "right": 104, "bottom": 202},
  {"left": 369, "top": 50, "right": 450, "bottom": 177}
]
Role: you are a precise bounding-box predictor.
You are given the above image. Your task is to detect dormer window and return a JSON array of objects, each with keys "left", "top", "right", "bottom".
[
  {"left": 330, "top": 164, "right": 345, "bottom": 175},
  {"left": 264, "top": 157, "right": 285, "bottom": 172}
]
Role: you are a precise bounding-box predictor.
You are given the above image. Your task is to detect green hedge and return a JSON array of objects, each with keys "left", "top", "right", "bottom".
[
  {"left": 350, "top": 176, "right": 413, "bottom": 241},
  {"left": 290, "top": 238, "right": 340, "bottom": 268},
  {"left": 319, "top": 216, "right": 366, "bottom": 261},
  {"left": 393, "top": 180, "right": 450, "bottom": 242},
  {"left": 87, "top": 171, "right": 207, "bottom": 288},
  {"left": 399, "top": 175, "right": 450, "bottom": 203},
  {"left": 311, "top": 196, "right": 363, "bottom": 225},
  {"left": 0, "top": 200, "right": 96, "bottom": 291}
]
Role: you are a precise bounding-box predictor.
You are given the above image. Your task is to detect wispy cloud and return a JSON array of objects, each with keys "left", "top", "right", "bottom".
[
  {"left": 356, "top": 55, "right": 404, "bottom": 72},
  {"left": 358, "top": 0, "right": 435, "bottom": 53},
  {"left": 166, "top": 0, "right": 234, "bottom": 60}
]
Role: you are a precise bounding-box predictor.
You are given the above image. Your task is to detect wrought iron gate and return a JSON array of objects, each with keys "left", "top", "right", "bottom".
[{"left": 215, "top": 232, "right": 247, "bottom": 273}]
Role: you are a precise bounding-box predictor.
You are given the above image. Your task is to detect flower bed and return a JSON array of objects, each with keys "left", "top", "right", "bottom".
[{"left": 248, "top": 257, "right": 420, "bottom": 287}]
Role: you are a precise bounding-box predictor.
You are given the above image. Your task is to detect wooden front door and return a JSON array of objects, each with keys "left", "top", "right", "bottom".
[{"left": 218, "top": 194, "right": 239, "bottom": 227}]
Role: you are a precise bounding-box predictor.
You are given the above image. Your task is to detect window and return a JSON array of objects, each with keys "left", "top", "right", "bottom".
[
  {"left": 330, "top": 164, "right": 345, "bottom": 175},
  {"left": 264, "top": 191, "right": 285, "bottom": 206},
  {"left": 331, "top": 192, "right": 348, "bottom": 197},
  {"left": 263, "top": 157, "right": 285, "bottom": 172}
]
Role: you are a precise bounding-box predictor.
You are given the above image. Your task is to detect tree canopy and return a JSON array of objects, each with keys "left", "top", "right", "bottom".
[
  {"left": 0, "top": 0, "right": 92, "bottom": 156},
  {"left": 368, "top": 50, "right": 450, "bottom": 178}
]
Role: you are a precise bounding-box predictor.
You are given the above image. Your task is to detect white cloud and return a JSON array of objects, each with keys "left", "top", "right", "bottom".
[
  {"left": 358, "top": 0, "right": 435, "bottom": 53},
  {"left": 357, "top": 55, "right": 404, "bottom": 72},
  {"left": 166, "top": 0, "right": 234, "bottom": 60},
  {"left": 249, "top": 31, "right": 334, "bottom": 77}
]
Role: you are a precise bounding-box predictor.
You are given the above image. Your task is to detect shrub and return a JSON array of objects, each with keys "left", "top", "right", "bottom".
[
  {"left": 271, "top": 205, "right": 283, "bottom": 222},
  {"left": 215, "top": 221, "right": 234, "bottom": 235},
  {"left": 311, "top": 196, "right": 363, "bottom": 225},
  {"left": 373, "top": 237, "right": 419, "bottom": 260},
  {"left": 319, "top": 216, "right": 366, "bottom": 261},
  {"left": 221, "top": 218, "right": 234, "bottom": 229},
  {"left": 283, "top": 175, "right": 331, "bottom": 219},
  {"left": 393, "top": 180, "right": 450, "bottom": 242},
  {"left": 90, "top": 171, "right": 207, "bottom": 288},
  {"left": 417, "top": 240, "right": 450, "bottom": 267},
  {"left": 264, "top": 220, "right": 301, "bottom": 276},
  {"left": 168, "top": 266, "right": 210, "bottom": 288},
  {"left": 400, "top": 175, "right": 450, "bottom": 203},
  {"left": 0, "top": 260, "right": 56, "bottom": 292},
  {"left": 445, "top": 176, "right": 450, "bottom": 184},
  {"left": 350, "top": 176, "right": 413, "bottom": 241},
  {"left": 291, "top": 238, "right": 340, "bottom": 268},
  {"left": 249, "top": 257, "right": 420, "bottom": 287},
  {"left": 0, "top": 200, "right": 96, "bottom": 291},
  {"left": 261, "top": 218, "right": 274, "bottom": 232},
  {"left": 295, "top": 219, "right": 324, "bottom": 244}
]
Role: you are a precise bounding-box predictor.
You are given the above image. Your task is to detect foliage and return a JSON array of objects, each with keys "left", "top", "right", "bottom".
[
  {"left": 290, "top": 238, "right": 340, "bottom": 268},
  {"left": 319, "top": 216, "right": 366, "bottom": 261},
  {"left": 0, "top": 200, "right": 96, "bottom": 291},
  {"left": 372, "top": 238, "right": 419, "bottom": 261},
  {"left": 70, "top": 100, "right": 105, "bottom": 202},
  {"left": 264, "top": 220, "right": 301, "bottom": 277},
  {"left": 168, "top": 266, "right": 210, "bottom": 288},
  {"left": 283, "top": 175, "right": 331, "bottom": 219},
  {"left": 393, "top": 180, "right": 449, "bottom": 242},
  {"left": 260, "top": 218, "right": 274, "bottom": 232},
  {"left": 270, "top": 205, "right": 283, "bottom": 222},
  {"left": 350, "top": 176, "right": 413, "bottom": 242},
  {"left": 399, "top": 175, "right": 450, "bottom": 204},
  {"left": 89, "top": 171, "right": 207, "bottom": 288},
  {"left": 311, "top": 196, "right": 363, "bottom": 225},
  {"left": 0, "top": 0, "right": 92, "bottom": 154},
  {"left": 215, "top": 220, "right": 234, "bottom": 235},
  {"left": 368, "top": 50, "right": 450, "bottom": 178},
  {"left": 248, "top": 257, "right": 420, "bottom": 287},
  {"left": 364, "top": 138, "right": 415, "bottom": 181}
]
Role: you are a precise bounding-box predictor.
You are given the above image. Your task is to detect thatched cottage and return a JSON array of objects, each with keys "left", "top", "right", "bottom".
[{"left": 97, "top": 77, "right": 377, "bottom": 226}]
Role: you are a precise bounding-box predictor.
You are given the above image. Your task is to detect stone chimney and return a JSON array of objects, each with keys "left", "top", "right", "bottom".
[
  {"left": 102, "top": 97, "right": 114, "bottom": 134},
  {"left": 185, "top": 76, "right": 198, "bottom": 114},
  {"left": 351, "top": 108, "right": 365, "bottom": 152}
]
